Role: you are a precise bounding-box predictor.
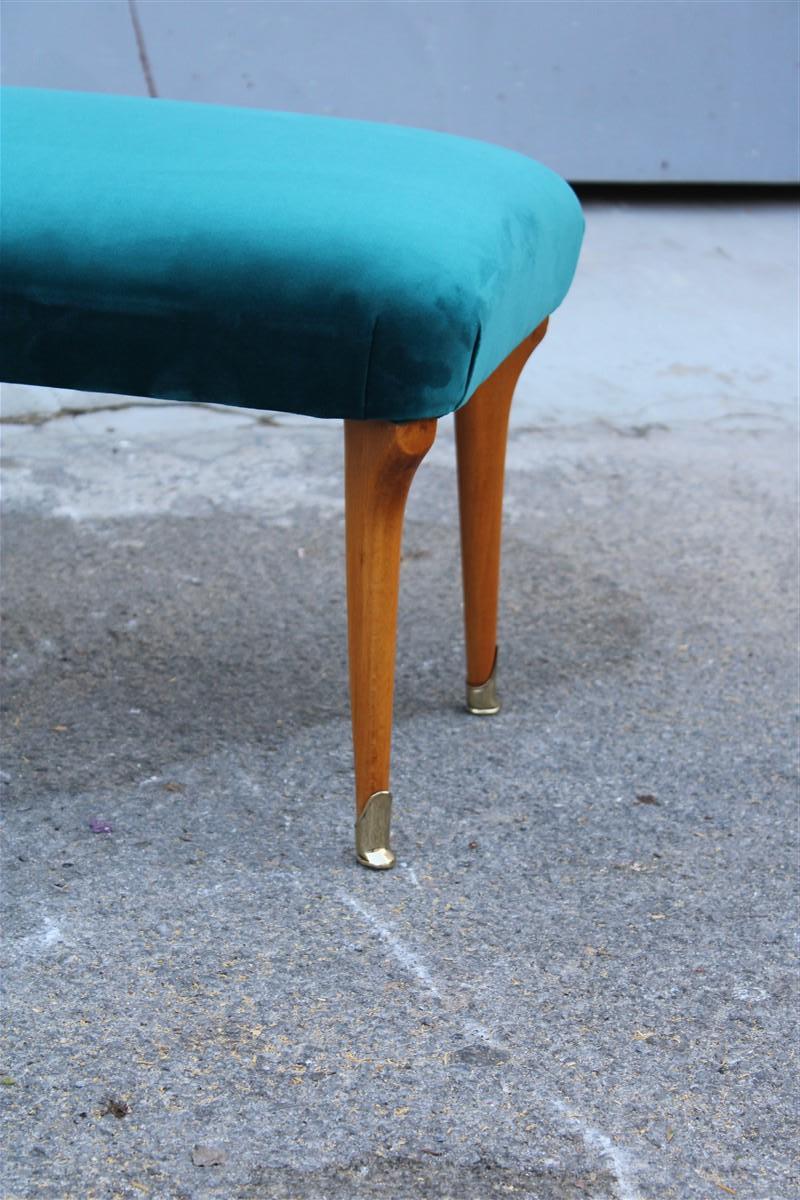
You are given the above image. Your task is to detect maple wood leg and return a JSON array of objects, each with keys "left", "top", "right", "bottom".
[
  {"left": 344, "top": 417, "right": 437, "bottom": 868},
  {"left": 455, "top": 319, "right": 548, "bottom": 713}
]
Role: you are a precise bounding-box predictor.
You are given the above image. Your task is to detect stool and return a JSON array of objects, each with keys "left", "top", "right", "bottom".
[{"left": 0, "top": 87, "right": 584, "bottom": 869}]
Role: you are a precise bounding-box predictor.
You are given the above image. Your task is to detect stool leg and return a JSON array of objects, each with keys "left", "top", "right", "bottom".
[
  {"left": 345, "top": 417, "right": 437, "bottom": 868},
  {"left": 455, "top": 319, "right": 549, "bottom": 714}
]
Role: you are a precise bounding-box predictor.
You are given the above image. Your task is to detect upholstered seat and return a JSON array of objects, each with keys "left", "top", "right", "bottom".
[{"left": 0, "top": 87, "right": 582, "bottom": 422}]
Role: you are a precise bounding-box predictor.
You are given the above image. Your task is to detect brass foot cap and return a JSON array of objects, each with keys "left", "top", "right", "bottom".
[
  {"left": 466, "top": 650, "right": 500, "bottom": 715},
  {"left": 355, "top": 790, "right": 396, "bottom": 870},
  {"left": 357, "top": 846, "right": 396, "bottom": 870}
]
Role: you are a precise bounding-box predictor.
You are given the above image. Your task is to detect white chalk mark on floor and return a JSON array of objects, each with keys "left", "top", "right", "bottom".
[
  {"left": 400, "top": 863, "right": 420, "bottom": 888},
  {"left": 339, "top": 893, "right": 440, "bottom": 998},
  {"left": 551, "top": 1099, "right": 643, "bottom": 1200},
  {"left": 16, "top": 917, "right": 63, "bottom": 953},
  {"left": 339, "top": 891, "right": 644, "bottom": 1200}
]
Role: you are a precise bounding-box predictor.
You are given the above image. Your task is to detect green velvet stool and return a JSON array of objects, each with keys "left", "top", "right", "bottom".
[{"left": 0, "top": 87, "right": 584, "bottom": 868}]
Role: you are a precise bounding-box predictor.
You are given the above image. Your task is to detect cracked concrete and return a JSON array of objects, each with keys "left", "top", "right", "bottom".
[{"left": 1, "top": 201, "right": 798, "bottom": 1199}]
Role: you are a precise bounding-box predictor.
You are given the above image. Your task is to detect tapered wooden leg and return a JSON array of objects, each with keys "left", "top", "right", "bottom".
[
  {"left": 455, "top": 319, "right": 548, "bottom": 713},
  {"left": 345, "top": 417, "right": 437, "bottom": 868}
]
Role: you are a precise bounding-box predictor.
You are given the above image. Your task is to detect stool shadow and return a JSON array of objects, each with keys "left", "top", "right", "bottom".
[{"left": 2, "top": 512, "right": 646, "bottom": 795}]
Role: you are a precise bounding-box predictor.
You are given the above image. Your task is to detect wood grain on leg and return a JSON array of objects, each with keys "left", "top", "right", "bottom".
[
  {"left": 345, "top": 418, "right": 437, "bottom": 855},
  {"left": 455, "top": 319, "right": 548, "bottom": 695}
]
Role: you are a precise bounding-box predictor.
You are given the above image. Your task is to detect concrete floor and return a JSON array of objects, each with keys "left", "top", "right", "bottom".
[{"left": 1, "top": 201, "right": 798, "bottom": 1199}]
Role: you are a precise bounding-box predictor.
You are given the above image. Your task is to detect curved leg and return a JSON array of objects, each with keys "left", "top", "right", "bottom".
[
  {"left": 345, "top": 417, "right": 437, "bottom": 868},
  {"left": 455, "top": 319, "right": 548, "bottom": 713}
]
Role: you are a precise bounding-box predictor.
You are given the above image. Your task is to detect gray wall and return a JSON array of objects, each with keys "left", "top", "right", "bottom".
[{"left": 2, "top": 0, "right": 798, "bottom": 182}]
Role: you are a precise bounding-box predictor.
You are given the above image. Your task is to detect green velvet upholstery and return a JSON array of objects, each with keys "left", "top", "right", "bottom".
[{"left": 1, "top": 87, "right": 583, "bottom": 421}]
